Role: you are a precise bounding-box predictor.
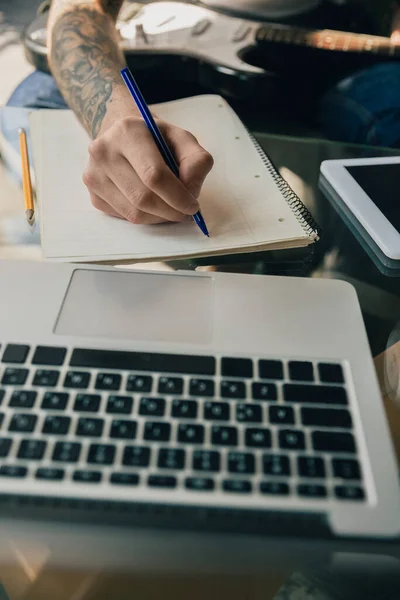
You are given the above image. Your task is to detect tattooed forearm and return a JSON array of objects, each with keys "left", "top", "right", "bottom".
[{"left": 49, "top": 3, "right": 125, "bottom": 138}]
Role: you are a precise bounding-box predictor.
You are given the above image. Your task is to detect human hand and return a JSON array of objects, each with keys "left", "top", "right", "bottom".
[
  {"left": 391, "top": 1, "right": 400, "bottom": 44},
  {"left": 83, "top": 113, "right": 214, "bottom": 225}
]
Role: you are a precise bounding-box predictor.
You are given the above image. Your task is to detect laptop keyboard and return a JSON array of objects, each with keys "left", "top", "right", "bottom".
[{"left": 0, "top": 344, "right": 365, "bottom": 502}]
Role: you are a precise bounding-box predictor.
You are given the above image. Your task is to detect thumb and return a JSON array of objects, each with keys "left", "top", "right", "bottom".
[{"left": 391, "top": 31, "right": 400, "bottom": 45}]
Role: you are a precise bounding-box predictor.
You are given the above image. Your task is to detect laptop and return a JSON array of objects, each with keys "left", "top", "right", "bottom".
[{"left": 0, "top": 260, "right": 399, "bottom": 540}]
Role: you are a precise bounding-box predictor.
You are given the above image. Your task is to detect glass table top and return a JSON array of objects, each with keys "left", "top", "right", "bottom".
[{"left": 0, "top": 129, "right": 400, "bottom": 598}]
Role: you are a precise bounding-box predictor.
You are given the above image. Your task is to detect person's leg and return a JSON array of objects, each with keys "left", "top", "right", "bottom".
[
  {"left": 6, "top": 70, "right": 67, "bottom": 109},
  {"left": 0, "top": 71, "right": 67, "bottom": 177},
  {"left": 317, "top": 63, "right": 400, "bottom": 148}
]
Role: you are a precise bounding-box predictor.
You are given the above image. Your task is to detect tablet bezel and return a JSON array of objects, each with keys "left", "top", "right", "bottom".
[{"left": 320, "top": 156, "right": 400, "bottom": 260}]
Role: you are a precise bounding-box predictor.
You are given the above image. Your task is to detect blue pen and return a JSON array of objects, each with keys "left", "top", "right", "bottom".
[{"left": 120, "top": 67, "right": 209, "bottom": 237}]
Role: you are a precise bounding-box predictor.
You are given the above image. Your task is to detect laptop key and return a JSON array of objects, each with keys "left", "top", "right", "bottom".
[
  {"left": 2, "top": 368, "right": 29, "bottom": 385},
  {"left": 87, "top": 443, "right": 116, "bottom": 466},
  {"left": 204, "top": 401, "right": 230, "bottom": 421},
  {"left": 9, "top": 390, "right": 37, "bottom": 409},
  {"left": 9, "top": 413, "right": 37, "bottom": 433},
  {"left": 0, "top": 438, "right": 12, "bottom": 458},
  {"left": 64, "top": 371, "right": 90, "bottom": 389},
  {"left": 95, "top": 372, "right": 121, "bottom": 391},
  {"left": 139, "top": 397, "right": 165, "bottom": 417},
  {"left": 32, "top": 369, "right": 60, "bottom": 387},
  {"left": 42, "top": 415, "right": 70, "bottom": 435},
  {"left": 297, "top": 456, "right": 325, "bottom": 478},
  {"left": 335, "top": 485, "right": 365, "bottom": 501},
  {"left": 171, "top": 399, "right": 198, "bottom": 419},
  {"left": 0, "top": 389, "right": 4, "bottom": 404},
  {"left": 211, "top": 425, "right": 238, "bottom": 446},
  {"left": 53, "top": 442, "right": 81, "bottom": 463},
  {"left": 288, "top": 361, "right": 314, "bottom": 382},
  {"left": 158, "top": 448, "right": 185, "bottom": 470},
  {"left": 126, "top": 374, "right": 153, "bottom": 393},
  {"left": 298, "top": 484, "right": 327, "bottom": 498},
  {"left": 32, "top": 346, "right": 66, "bottom": 366},
  {"left": 318, "top": 363, "right": 344, "bottom": 384},
  {"left": 263, "top": 454, "right": 290, "bottom": 476},
  {"left": 178, "top": 423, "right": 204, "bottom": 444},
  {"left": 70, "top": 348, "right": 215, "bottom": 375},
  {"left": 228, "top": 451, "right": 255, "bottom": 474},
  {"left": 42, "top": 392, "right": 69, "bottom": 411},
  {"left": 312, "top": 431, "right": 356, "bottom": 453},
  {"left": 301, "top": 407, "right": 352, "bottom": 429},
  {"left": 284, "top": 384, "right": 347, "bottom": 405},
  {"left": 236, "top": 403, "right": 262, "bottom": 423},
  {"left": 189, "top": 378, "right": 214, "bottom": 397},
  {"left": 185, "top": 477, "right": 214, "bottom": 491},
  {"left": 221, "top": 380, "right": 246, "bottom": 399},
  {"left": 76, "top": 418, "right": 104, "bottom": 437},
  {"left": 192, "top": 450, "right": 220, "bottom": 472},
  {"left": 158, "top": 377, "right": 183, "bottom": 395},
  {"left": 143, "top": 421, "right": 171, "bottom": 442},
  {"left": 18, "top": 439, "right": 47, "bottom": 460},
  {"left": 269, "top": 405, "right": 295, "bottom": 425},
  {"left": 122, "top": 446, "right": 151, "bottom": 467},
  {"left": 245, "top": 427, "right": 272, "bottom": 448},
  {"left": 106, "top": 395, "right": 133, "bottom": 415},
  {"left": 110, "top": 472, "right": 140, "bottom": 486},
  {"left": 110, "top": 419, "right": 137, "bottom": 440},
  {"left": 252, "top": 382, "right": 277, "bottom": 401},
  {"left": 279, "top": 429, "right": 306, "bottom": 450},
  {"left": 148, "top": 474, "right": 177, "bottom": 488},
  {"left": 0, "top": 465, "right": 27, "bottom": 478},
  {"left": 259, "top": 360, "right": 283, "bottom": 380},
  {"left": 260, "top": 481, "right": 290, "bottom": 495},
  {"left": 73, "top": 470, "right": 102, "bottom": 483},
  {"left": 2, "top": 344, "right": 30, "bottom": 364},
  {"left": 74, "top": 394, "right": 101, "bottom": 413},
  {"left": 36, "top": 467, "right": 65, "bottom": 481},
  {"left": 223, "top": 479, "right": 252, "bottom": 493},
  {"left": 332, "top": 458, "right": 361, "bottom": 480},
  {"left": 221, "top": 357, "right": 253, "bottom": 378}
]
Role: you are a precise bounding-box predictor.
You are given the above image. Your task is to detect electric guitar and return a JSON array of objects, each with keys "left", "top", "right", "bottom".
[{"left": 23, "top": 1, "right": 400, "bottom": 101}]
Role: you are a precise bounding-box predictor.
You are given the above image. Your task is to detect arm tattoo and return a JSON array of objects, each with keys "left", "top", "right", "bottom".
[{"left": 50, "top": 4, "right": 125, "bottom": 138}]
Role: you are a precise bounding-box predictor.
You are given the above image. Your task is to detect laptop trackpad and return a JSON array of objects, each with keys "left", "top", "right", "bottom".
[{"left": 55, "top": 269, "right": 213, "bottom": 344}]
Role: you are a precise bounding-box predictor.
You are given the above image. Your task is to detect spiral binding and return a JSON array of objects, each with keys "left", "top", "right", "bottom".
[{"left": 248, "top": 132, "right": 321, "bottom": 241}]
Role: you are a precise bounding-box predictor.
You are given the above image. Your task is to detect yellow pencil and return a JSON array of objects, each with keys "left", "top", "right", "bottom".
[{"left": 18, "top": 128, "right": 35, "bottom": 227}]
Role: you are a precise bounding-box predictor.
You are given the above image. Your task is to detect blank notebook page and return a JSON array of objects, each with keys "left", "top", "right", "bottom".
[{"left": 30, "top": 95, "right": 312, "bottom": 262}]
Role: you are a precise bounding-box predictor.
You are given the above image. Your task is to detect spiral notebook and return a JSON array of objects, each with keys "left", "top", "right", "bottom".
[{"left": 29, "top": 95, "right": 319, "bottom": 263}]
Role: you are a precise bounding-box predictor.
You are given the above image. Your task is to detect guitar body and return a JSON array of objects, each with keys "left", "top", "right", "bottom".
[{"left": 22, "top": 1, "right": 398, "bottom": 107}]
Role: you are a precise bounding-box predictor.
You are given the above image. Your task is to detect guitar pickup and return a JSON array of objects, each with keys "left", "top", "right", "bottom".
[
  {"left": 192, "top": 19, "right": 212, "bottom": 36},
  {"left": 232, "top": 23, "right": 251, "bottom": 43}
]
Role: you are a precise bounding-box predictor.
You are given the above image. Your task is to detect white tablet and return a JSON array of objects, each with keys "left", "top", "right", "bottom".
[{"left": 320, "top": 156, "right": 400, "bottom": 270}]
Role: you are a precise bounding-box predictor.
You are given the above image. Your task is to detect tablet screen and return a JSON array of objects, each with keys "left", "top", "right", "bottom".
[{"left": 345, "top": 164, "right": 400, "bottom": 232}]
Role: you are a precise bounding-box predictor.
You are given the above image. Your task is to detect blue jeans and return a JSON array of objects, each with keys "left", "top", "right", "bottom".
[
  {"left": 318, "top": 62, "right": 400, "bottom": 148},
  {"left": 0, "top": 72, "right": 68, "bottom": 171}
]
